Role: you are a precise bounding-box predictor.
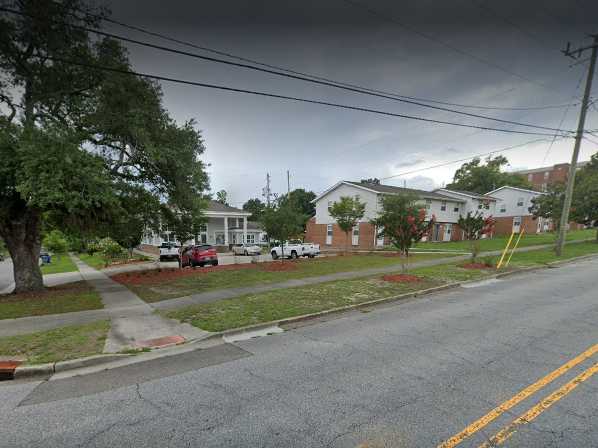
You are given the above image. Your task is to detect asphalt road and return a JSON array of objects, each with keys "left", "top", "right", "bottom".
[
  {"left": 0, "top": 258, "right": 13, "bottom": 292},
  {"left": 2, "top": 257, "right": 598, "bottom": 447}
]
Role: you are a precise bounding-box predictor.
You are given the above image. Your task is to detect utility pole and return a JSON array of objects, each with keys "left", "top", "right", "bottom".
[
  {"left": 262, "top": 173, "right": 272, "bottom": 207},
  {"left": 556, "top": 34, "right": 598, "bottom": 256},
  {"left": 287, "top": 170, "right": 290, "bottom": 194}
]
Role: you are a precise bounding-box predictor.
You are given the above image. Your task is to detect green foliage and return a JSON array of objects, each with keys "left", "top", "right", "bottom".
[
  {"left": 371, "top": 194, "right": 434, "bottom": 257},
  {"left": 277, "top": 189, "right": 317, "bottom": 219},
  {"left": 260, "top": 205, "right": 306, "bottom": 250},
  {"left": 447, "top": 156, "right": 533, "bottom": 194},
  {"left": 42, "top": 230, "right": 68, "bottom": 254},
  {"left": 457, "top": 212, "right": 495, "bottom": 260},
  {"left": 329, "top": 196, "right": 366, "bottom": 250},
  {"left": 96, "top": 237, "right": 125, "bottom": 267},
  {"left": 215, "top": 190, "right": 228, "bottom": 205},
  {"left": 572, "top": 152, "right": 598, "bottom": 240},
  {"left": 0, "top": 2, "right": 209, "bottom": 291},
  {"left": 529, "top": 182, "right": 565, "bottom": 230},
  {"left": 243, "top": 198, "right": 266, "bottom": 221}
]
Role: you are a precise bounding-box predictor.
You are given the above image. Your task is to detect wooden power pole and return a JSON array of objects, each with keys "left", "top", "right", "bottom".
[{"left": 556, "top": 34, "right": 598, "bottom": 256}]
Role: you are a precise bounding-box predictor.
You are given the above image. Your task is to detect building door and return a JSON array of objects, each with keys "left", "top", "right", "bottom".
[
  {"left": 512, "top": 216, "right": 522, "bottom": 233},
  {"left": 376, "top": 226, "right": 384, "bottom": 247},
  {"left": 352, "top": 225, "right": 360, "bottom": 246},
  {"left": 443, "top": 224, "right": 452, "bottom": 242},
  {"left": 326, "top": 224, "right": 333, "bottom": 245},
  {"left": 432, "top": 223, "right": 441, "bottom": 241}
]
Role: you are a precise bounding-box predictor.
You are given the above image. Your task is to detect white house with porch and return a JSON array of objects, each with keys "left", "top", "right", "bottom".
[{"left": 139, "top": 201, "right": 267, "bottom": 253}]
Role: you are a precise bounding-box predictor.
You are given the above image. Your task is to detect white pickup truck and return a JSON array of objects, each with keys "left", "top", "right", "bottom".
[
  {"left": 159, "top": 242, "right": 180, "bottom": 262},
  {"left": 270, "top": 240, "right": 320, "bottom": 260}
]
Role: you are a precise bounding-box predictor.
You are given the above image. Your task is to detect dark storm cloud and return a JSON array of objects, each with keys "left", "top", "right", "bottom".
[{"left": 102, "top": 0, "right": 598, "bottom": 204}]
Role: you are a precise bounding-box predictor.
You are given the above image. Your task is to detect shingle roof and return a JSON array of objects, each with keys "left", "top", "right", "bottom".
[
  {"left": 206, "top": 200, "right": 248, "bottom": 213},
  {"left": 345, "top": 181, "right": 465, "bottom": 202}
]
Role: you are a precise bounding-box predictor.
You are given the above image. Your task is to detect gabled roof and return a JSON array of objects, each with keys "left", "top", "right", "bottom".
[
  {"left": 486, "top": 185, "right": 544, "bottom": 196},
  {"left": 206, "top": 200, "right": 250, "bottom": 215},
  {"left": 435, "top": 188, "right": 498, "bottom": 201},
  {"left": 313, "top": 181, "right": 465, "bottom": 203}
]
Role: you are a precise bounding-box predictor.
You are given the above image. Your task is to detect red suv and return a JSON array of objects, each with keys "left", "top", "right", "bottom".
[{"left": 181, "top": 244, "right": 219, "bottom": 268}]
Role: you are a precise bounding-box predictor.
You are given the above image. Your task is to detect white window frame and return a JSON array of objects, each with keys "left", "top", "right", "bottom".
[
  {"left": 453, "top": 204, "right": 459, "bottom": 213},
  {"left": 517, "top": 197, "right": 524, "bottom": 207},
  {"left": 500, "top": 203, "right": 506, "bottom": 213},
  {"left": 245, "top": 233, "right": 255, "bottom": 244},
  {"left": 440, "top": 201, "right": 447, "bottom": 211},
  {"left": 425, "top": 199, "right": 432, "bottom": 210}
]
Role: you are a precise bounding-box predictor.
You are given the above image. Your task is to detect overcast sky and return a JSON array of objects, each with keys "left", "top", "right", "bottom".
[{"left": 104, "top": 0, "right": 598, "bottom": 207}]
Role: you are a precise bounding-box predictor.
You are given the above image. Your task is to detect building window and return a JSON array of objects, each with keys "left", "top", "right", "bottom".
[
  {"left": 352, "top": 225, "right": 359, "bottom": 245},
  {"left": 541, "top": 183, "right": 547, "bottom": 192},
  {"left": 544, "top": 171, "right": 550, "bottom": 180},
  {"left": 327, "top": 200, "right": 333, "bottom": 211},
  {"left": 500, "top": 203, "right": 506, "bottom": 213},
  {"left": 453, "top": 205, "right": 459, "bottom": 213},
  {"left": 425, "top": 199, "right": 432, "bottom": 210},
  {"left": 246, "top": 234, "right": 255, "bottom": 244},
  {"left": 215, "top": 232, "right": 225, "bottom": 245},
  {"left": 327, "top": 224, "right": 333, "bottom": 236},
  {"left": 484, "top": 201, "right": 490, "bottom": 210},
  {"left": 440, "top": 201, "right": 447, "bottom": 211},
  {"left": 528, "top": 173, "right": 533, "bottom": 182},
  {"left": 517, "top": 197, "right": 524, "bottom": 206}
]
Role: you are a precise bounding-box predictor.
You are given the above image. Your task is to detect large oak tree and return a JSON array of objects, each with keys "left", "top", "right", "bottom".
[{"left": 0, "top": 1, "right": 209, "bottom": 292}]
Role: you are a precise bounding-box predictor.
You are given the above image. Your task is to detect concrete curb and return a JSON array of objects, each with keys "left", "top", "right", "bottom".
[
  {"left": 7, "top": 251, "right": 598, "bottom": 380},
  {"left": 12, "top": 354, "right": 133, "bottom": 380}
]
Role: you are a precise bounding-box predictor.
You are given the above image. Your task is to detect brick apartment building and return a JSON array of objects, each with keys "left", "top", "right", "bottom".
[{"left": 513, "top": 161, "right": 588, "bottom": 192}]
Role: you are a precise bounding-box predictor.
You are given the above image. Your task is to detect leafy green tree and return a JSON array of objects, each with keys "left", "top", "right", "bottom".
[
  {"left": 371, "top": 194, "right": 434, "bottom": 271},
  {"left": 329, "top": 196, "right": 366, "bottom": 253},
  {"left": 242, "top": 198, "right": 266, "bottom": 221},
  {"left": 447, "top": 156, "right": 532, "bottom": 194},
  {"left": 572, "top": 153, "right": 598, "bottom": 241},
  {"left": 457, "top": 212, "right": 495, "bottom": 261},
  {"left": 277, "top": 188, "right": 316, "bottom": 229},
  {"left": 215, "top": 190, "right": 229, "bottom": 205},
  {"left": 529, "top": 182, "right": 565, "bottom": 231},
  {"left": 259, "top": 205, "right": 305, "bottom": 260},
  {"left": 0, "top": 1, "right": 209, "bottom": 292},
  {"left": 42, "top": 230, "right": 68, "bottom": 255}
]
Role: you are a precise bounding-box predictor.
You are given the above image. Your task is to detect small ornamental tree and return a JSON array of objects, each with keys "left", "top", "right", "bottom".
[
  {"left": 457, "top": 212, "right": 495, "bottom": 261},
  {"left": 259, "top": 205, "right": 306, "bottom": 261},
  {"left": 371, "top": 194, "right": 435, "bottom": 272},
  {"left": 529, "top": 183, "right": 565, "bottom": 231},
  {"left": 42, "top": 230, "right": 68, "bottom": 259},
  {"left": 329, "top": 196, "right": 366, "bottom": 253}
]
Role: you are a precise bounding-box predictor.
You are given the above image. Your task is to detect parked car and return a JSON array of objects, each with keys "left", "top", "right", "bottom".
[
  {"left": 181, "top": 244, "right": 219, "bottom": 267},
  {"left": 270, "top": 240, "right": 320, "bottom": 260},
  {"left": 232, "top": 243, "right": 262, "bottom": 256},
  {"left": 159, "top": 242, "right": 180, "bottom": 262}
]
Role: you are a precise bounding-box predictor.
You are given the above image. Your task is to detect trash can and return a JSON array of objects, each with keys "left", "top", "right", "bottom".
[{"left": 40, "top": 252, "right": 51, "bottom": 264}]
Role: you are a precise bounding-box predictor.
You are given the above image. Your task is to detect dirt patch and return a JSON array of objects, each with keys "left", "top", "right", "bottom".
[
  {"left": 260, "top": 262, "right": 299, "bottom": 272},
  {"left": 0, "top": 281, "right": 92, "bottom": 302},
  {"left": 112, "top": 263, "right": 259, "bottom": 285},
  {"left": 381, "top": 274, "right": 422, "bottom": 283},
  {"left": 460, "top": 262, "right": 494, "bottom": 269}
]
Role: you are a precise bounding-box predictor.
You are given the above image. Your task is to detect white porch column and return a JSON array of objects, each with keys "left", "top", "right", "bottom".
[
  {"left": 224, "top": 216, "right": 229, "bottom": 246},
  {"left": 243, "top": 216, "right": 247, "bottom": 244}
]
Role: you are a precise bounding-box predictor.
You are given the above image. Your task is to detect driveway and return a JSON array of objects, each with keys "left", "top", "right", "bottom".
[
  {"left": 3, "top": 257, "right": 598, "bottom": 447},
  {"left": 0, "top": 258, "right": 13, "bottom": 292}
]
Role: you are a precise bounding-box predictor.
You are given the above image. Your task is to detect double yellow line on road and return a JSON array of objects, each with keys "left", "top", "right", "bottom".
[{"left": 438, "top": 343, "right": 598, "bottom": 448}]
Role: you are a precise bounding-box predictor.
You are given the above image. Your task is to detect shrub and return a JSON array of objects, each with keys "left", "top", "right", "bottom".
[{"left": 43, "top": 230, "right": 68, "bottom": 254}]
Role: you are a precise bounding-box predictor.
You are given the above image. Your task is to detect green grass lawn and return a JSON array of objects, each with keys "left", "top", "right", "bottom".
[
  {"left": 0, "top": 320, "right": 110, "bottom": 364},
  {"left": 413, "top": 228, "right": 595, "bottom": 252},
  {"left": 78, "top": 252, "right": 150, "bottom": 270},
  {"left": 40, "top": 253, "right": 78, "bottom": 274},
  {"left": 0, "top": 281, "right": 103, "bottom": 320},
  {"left": 123, "top": 252, "right": 458, "bottom": 303},
  {"left": 165, "top": 241, "right": 598, "bottom": 333}
]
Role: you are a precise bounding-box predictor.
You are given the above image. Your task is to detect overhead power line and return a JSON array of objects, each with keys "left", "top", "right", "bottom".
[
  {"left": 85, "top": 8, "right": 576, "bottom": 112},
  {"left": 0, "top": 7, "right": 574, "bottom": 135},
  {"left": 39, "top": 54, "right": 569, "bottom": 137},
  {"left": 380, "top": 137, "right": 563, "bottom": 181},
  {"left": 339, "top": 0, "right": 567, "bottom": 94}
]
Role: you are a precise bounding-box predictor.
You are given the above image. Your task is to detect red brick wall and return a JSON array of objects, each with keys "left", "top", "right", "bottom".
[{"left": 306, "top": 219, "right": 378, "bottom": 250}]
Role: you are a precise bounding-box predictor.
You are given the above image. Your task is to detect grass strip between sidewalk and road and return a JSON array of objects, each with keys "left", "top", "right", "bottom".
[
  {"left": 0, "top": 281, "right": 103, "bottom": 320},
  {"left": 0, "top": 320, "right": 110, "bottom": 365},
  {"left": 118, "top": 252, "right": 459, "bottom": 303},
  {"left": 40, "top": 253, "right": 78, "bottom": 274},
  {"left": 164, "top": 241, "right": 598, "bottom": 333}
]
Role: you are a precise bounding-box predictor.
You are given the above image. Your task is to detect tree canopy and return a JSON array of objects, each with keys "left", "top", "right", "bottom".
[
  {"left": 329, "top": 196, "right": 366, "bottom": 251},
  {"left": 242, "top": 198, "right": 266, "bottom": 221},
  {"left": 572, "top": 152, "right": 598, "bottom": 240},
  {"left": 215, "top": 190, "right": 229, "bottom": 205},
  {"left": 528, "top": 182, "right": 565, "bottom": 230},
  {"left": 259, "top": 205, "right": 306, "bottom": 255},
  {"left": 0, "top": 1, "right": 209, "bottom": 292},
  {"left": 447, "top": 156, "right": 532, "bottom": 194}
]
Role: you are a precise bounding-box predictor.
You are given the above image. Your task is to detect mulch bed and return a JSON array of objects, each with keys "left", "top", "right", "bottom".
[
  {"left": 111, "top": 263, "right": 260, "bottom": 285},
  {"left": 381, "top": 274, "right": 422, "bottom": 283},
  {"left": 0, "top": 281, "right": 91, "bottom": 302},
  {"left": 459, "top": 263, "right": 494, "bottom": 269}
]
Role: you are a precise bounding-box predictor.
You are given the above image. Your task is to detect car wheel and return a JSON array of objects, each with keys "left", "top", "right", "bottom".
[
  {"left": 190, "top": 260, "right": 196, "bottom": 268},
  {"left": 199, "top": 262, "right": 205, "bottom": 268},
  {"left": 212, "top": 260, "right": 219, "bottom": 266},
  {"left": 271, "top": 251, "right": 279, "bottom": 260},
  {"left": 308, "top": 254, "right": 315, "bottom": 258},
  {"left": 159, "top": 256, "right": 164, "bottom": 262},
  {"left": 291, "top": 251, "right": 298, "bottom": 259}
]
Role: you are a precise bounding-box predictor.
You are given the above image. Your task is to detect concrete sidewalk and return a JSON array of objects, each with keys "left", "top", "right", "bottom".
[{"left": 72, "top": 256, "right": 209, "bottom": 352}]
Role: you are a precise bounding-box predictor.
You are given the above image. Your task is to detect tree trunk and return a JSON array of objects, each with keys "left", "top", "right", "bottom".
[{"left": 0, "top": 208, "right": 44, "bottom": 293}]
